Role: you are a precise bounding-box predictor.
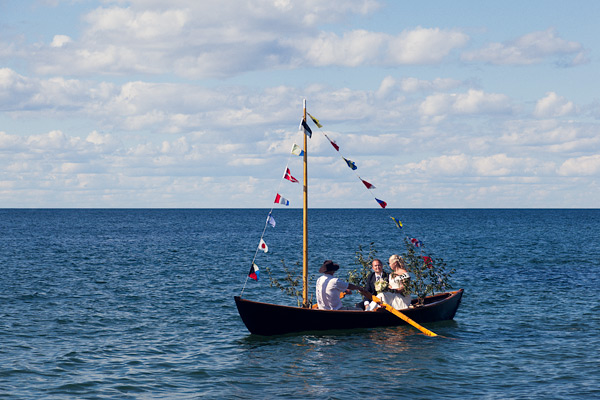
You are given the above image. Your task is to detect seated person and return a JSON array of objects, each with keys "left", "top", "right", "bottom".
[
  {"left": 356, "top": 258, "right": 388, "bottom": 309},
  {"left": 316, "top": 260, "right": 364, "bottom": 310},
  {"left": 366, "top": 254, "right": 411, "bottom": 311}
]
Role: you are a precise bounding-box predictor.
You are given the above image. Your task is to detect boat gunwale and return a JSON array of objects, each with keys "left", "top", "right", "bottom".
[{"left": 235, "top": 288, "right": 463, "bottom": 313}]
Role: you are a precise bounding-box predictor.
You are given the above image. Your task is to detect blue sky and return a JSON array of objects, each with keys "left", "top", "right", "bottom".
[{"left": 0, "top": 0, "right": 599, "bottom": 208}]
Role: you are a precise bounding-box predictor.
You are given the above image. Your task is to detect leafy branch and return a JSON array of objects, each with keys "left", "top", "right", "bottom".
[
  {"left": 349, "top": 239, "right": 455, "bottom": 306},
  {"left": 401, "top": 237, "right": 455, "bottom": 306},
  {"left": 347, "top": 242, "right": 378, "bottom": 287},
  {"left": 265, "top": 260, "right": 312, "bottom": 307}
]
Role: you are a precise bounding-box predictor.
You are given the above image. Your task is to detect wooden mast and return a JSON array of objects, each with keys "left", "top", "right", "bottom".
[{"left": 302, "top": 99, "right": 309, "bottom": 307}]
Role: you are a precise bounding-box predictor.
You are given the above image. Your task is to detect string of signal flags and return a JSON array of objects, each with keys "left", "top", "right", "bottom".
[{"left": 244, "top": 110, "right": 424, "bottom": 285}]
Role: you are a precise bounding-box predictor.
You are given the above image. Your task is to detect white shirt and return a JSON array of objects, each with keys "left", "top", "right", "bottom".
[{"left": 316, "top": 274, "right": 349, "bottom": 310}]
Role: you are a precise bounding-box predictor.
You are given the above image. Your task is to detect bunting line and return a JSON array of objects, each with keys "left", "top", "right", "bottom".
[
  {"left": 241, "top": 137, "right": 301, "bottom": 295},
  {"left": 306, "top": 111, "right": 425, "bottom": 250},
  {"left": 242, "top": 105, "right": 429, "bottom": 296}
]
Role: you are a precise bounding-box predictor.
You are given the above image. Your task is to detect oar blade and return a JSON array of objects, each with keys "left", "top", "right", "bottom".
[{"left": 362, "top": 290, "right": 438, "bottom": 337}]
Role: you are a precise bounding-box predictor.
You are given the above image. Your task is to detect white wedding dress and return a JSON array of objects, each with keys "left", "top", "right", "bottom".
[{"left": 370, "top": 272, "right": 411, "bottom": 310}]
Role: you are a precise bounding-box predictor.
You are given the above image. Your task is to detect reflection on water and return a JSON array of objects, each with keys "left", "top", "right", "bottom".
[
  {"left": 2, "top": 209, "right": 599, "bottom": 399},
  {"left": 231, "top": 324, "right": 454, "bottom": 397}
]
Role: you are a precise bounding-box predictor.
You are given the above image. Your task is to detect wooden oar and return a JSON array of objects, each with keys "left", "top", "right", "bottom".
[{"left": 361, "top": 290, "right": 438, "bottom": 337}]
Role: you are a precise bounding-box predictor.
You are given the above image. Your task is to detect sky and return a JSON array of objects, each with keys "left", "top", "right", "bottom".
[{"left": 1, "top": 0, "right": 599, "bottom": 208}]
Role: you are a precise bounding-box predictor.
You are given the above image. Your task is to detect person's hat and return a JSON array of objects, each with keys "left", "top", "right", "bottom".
[{"left": 319, "top": 260, "right": 340, "bottom": 273}]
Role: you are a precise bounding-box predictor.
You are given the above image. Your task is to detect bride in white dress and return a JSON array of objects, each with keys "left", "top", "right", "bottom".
[{"left": 368, "top": 254, "right": 411, "bottom": 310}]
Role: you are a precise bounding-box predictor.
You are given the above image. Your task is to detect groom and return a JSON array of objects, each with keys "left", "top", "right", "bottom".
[{"left": 357, "top": 259, "right": 388, "bottom": 309}]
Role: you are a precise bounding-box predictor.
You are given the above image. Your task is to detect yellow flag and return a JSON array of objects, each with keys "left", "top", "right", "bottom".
[
  {"left": 390, "top": 216, "right": 403, "bottom": 229},
  {"left": 307, "top": 113, "right": 323, "bottom": 128}
]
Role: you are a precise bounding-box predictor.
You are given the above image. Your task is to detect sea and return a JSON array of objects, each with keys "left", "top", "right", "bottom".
[{"left": 1, "top": 208, "right": 599, "bottom": 399}]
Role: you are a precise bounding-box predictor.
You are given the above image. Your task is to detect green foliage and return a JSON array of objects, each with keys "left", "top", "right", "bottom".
[
  {"left": 347, "top": 242, "right": 378, "bottom": 287},
  {"left": 350, "top": 239, "right": 455, "bottom": 306},
  {"left": 265, "top": 260, "right": 312, "bottom": 307},
  {"left": 400, "top": 238, "right": 455, "bottom": 305},
  {"left": 264, "top": 238, "right": 454, "bottom": 308}
]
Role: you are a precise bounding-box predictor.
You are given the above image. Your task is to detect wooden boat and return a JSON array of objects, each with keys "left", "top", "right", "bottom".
[
  {"left": 235, "top": 289, "right": 463, "bottom": 336},
  {"left": 235, "top": 100, "right": 462, "bottom": 336}
]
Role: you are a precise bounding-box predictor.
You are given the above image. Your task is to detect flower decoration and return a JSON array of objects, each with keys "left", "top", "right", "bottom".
[
  {"left": 422, "top": 256, "right": 433, "bottom": 269},
  {"left": 374, "top": 279, "right": 388, "bottom": 294}
]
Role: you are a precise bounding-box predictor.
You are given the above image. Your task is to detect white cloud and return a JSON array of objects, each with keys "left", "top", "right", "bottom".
[
  {"left": 404, "top": 154, "right": 470, "bottom": 176},
  {"left": 376, "top": 76, "right": 397, "bottom": 98},
  {"left": 22, "top": 1, "right": 384, "bottom": 78},
  {"left": 419, "top": 89, "right": 511, "bottom": 118},
  {"left": 472, "top": 154, "right": 520, "bottom": 176},
  {"left": 0, "top": 68, "right": 36, "bottom": 108},
  {"left": 462, "top": 28, "right": 583, "bottom": 65},
  {"left": 302, "top": 30, "right": 386, "bottom": 67},
  {"left": 558, "top": 155, "right": 600, "bottom": 176},
  {"left": 499, "top": 119, "right": 599, "bottom": 154},
  {"left": 298, "top": 27, "right": 468, "bottom": 68},
  {"left": 400, "top": 153, "right": 552, "bottom": 178},
  {"left": 419, "top": 93, "right": 453, "bottom": 117},
  {"left": 20, "top": 2, "right": 470, "bottom": 78},
  {"left": 84, "top": 7, "right": 189, "bottom": 40},
  {"left": 50, "top": 35, "right": 72, "bottom": 48},
  {"left": 1, "top": 0, "right": 600, "bottom": 208},
  {"left": 533, "top": 92, "right": 575, "bottom": 118},
  {"left": 568, "top": 51, "right": 590, "bottom": 66},
  {"left": 400, "top": 77, "right": 462, "bottom": 93},
  {"left": 0, "top": 131, "right": 23, "bottom": 150},
  {"left": 0, "top": 68, "right": 110, "bottom": 114},
  {"left": 386, "top": 27, "right": 469, "bottom": 64}
]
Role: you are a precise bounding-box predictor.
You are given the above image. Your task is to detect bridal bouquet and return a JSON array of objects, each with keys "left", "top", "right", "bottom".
[{"left": 374, "top": 279, "right": 388, "bottom": 294}]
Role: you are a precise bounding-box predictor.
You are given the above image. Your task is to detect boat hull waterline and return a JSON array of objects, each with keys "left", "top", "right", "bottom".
[{"left": 234, "top": 288, "right": 463, "bottom": 336}]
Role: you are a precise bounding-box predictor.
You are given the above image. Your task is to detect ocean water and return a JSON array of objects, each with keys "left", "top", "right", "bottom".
[{"left": 1, "top": 208, "right": 599, "bottom": 399}]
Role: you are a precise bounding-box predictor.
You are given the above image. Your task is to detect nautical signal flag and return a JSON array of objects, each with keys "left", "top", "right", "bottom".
[
  {"left": 274, "top": 193, "right": 289, "bottom": 206},
  {"left": 291, "top": 143, "right": 304, "bottom": 157},
  {"left": 390, "top": 216, "right": 403, "bottom": 229},
  {"left": 248, "top": 263, "right": 260, "bottom": 281},
  {"left": 259, "top": 238, "right": 268, "bottom": 253},
  {"left": 308, "top": 113, "right": 323, "bottom": 128},
  {"left": 327, "top": 136, "right": 340, "bottom": 151},
  {"left": 344, "top": 158, "right": 357, "bottom": 170},
  {"left": 410, "top": 238, "right": 423, "bottom": 247},
  {"left": 266, "top": 213, "right": 276, "bottom": 228},
  {"left": 375, "top": 198, "right": 387, "bottom": 208},
  {"left": 284, "top": 168, "right": 298, "bottom": 183},
  {"left": 360, "top": 178, "right": 375, "bottom": 189},
  {"left": 299, "top": 119, "right": 312, "bottom": 138}
]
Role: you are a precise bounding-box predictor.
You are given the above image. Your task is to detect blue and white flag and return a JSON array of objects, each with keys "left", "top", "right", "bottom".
[
  {"left": 291, "top": 144, "right": 304, "bottom": 157},
  {"left": 299, "top": 119, "right": 312, "bottom": 138},
  {"left": 343, "top": 157, "right": 357, "bottom": 170},
  {"left": 267, "top": 213, "right": 276, "bottom": 228},
  {"left": 274, "top": 193, "right": 290, "bottom": 206},
  {"left": 248, "top": 263, "right": 260, "bottom": 281}
]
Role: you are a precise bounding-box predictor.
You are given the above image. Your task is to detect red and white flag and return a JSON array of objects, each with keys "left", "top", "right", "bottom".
[
  {"left": 326, "top": 135, "right": 339, "bottom": 151},
  {"left": 248, "top": 263, "right": 260, "bottom": 281},
  {"left": 274, "top": 193, "right": 290, "bottom": 206},
  {"left": 258, "top": 238, "right": 268, "bottom": 253},
  {"left": 284, "top": 168, "right": 298, "bottom": 183},
  {"left": 360, "top": 178, "right": 375, "bottom": 189}
]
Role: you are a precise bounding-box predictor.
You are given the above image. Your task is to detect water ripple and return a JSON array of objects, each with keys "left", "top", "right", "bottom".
[{"left": 0, "top": 209, "right": 598, "bottom": 399}]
